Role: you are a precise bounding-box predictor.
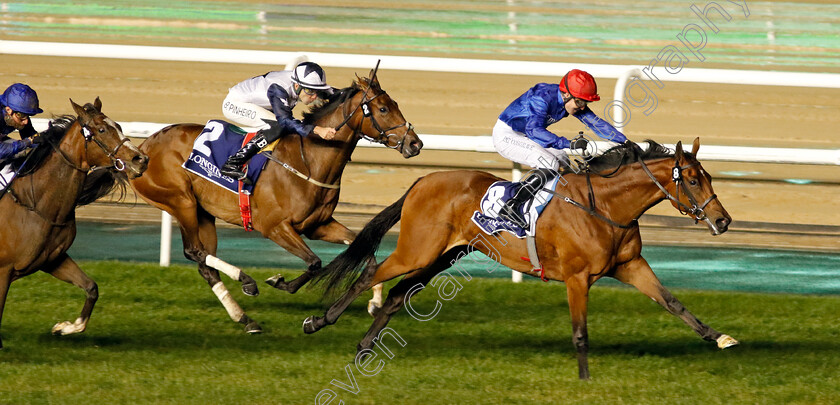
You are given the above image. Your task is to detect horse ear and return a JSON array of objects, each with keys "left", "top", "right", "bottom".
[
  {"left": 70, "top": 98, "right": 87, "bottom": 119},
  {"left": 368, "top": 69, "right": 380, "bottom": 87},
  {"left": 691, "top": 137, "right": 700, "bottom": 155},
  {"left": 674, "top": 141, "right": 684, "bottom": 160},
  {"left": 94, "top": 97, "right": 102, "bottom": 112}
]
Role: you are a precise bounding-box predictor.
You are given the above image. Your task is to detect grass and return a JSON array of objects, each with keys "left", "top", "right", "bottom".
[{"left": 0, "top": 261, "right": 838, "bottom": 405}]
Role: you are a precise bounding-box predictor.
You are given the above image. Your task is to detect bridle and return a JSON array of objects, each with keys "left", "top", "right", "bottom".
[
  {"left": 78, "top": 121, "right": 134, "bottom": 173},
  {"left": 637, "top": 153, "right": 720, "bottom": 233},
  {"left": 334, "top": 60, "right": 413, "bottom": 150},
  {"left": 551, "top": 142, "right": 720, "bottom": 233},
  {"left": 268, "top": 61, "right": 413, "bottom": 190},
  {"left": 2, "top": 116, "right": 134, "bottom": 226}
]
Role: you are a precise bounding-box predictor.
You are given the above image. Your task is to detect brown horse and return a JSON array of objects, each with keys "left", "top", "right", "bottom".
[
  {"left": 129, "top": 73, "right": 422, "bottom": 333},
  {"left": 0, "top": 98, "right": 148, "bottom": 348},
  {"left": 304, "top": 138, "right": 738, "bottom": 379}
]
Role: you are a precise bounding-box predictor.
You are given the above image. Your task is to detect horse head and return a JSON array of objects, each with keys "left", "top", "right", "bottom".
[
  {"left": 70, "top": 98, "right": 149, "bottom": 179},
  {"left": 669, "top": 138, "right": 731, "bottom": 235},
  {"left": 353, "top": 73, "right": 423, "bottom": 158}
]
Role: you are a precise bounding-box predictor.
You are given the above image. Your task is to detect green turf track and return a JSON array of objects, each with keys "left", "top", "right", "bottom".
[{"left": 0, "top": 261, "right": 838, "bottom": 404}]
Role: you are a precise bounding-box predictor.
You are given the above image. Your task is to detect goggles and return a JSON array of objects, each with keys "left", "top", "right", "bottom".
[
  {"left": 11, "top": 111, "right": 30, "bottom": 120},
  {"left": 572, "top": 97, "right": 590, "bottom": 109}
]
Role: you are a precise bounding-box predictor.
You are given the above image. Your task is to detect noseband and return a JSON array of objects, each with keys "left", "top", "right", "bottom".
[
  {"left": 638, "top": 154, "right": 720, "bottom": 229},
  {"left": 45, "top": 120, "right": 133, "bottom": 174},
  {"left": 334, "top": 78, "right": 412, "bottom": 150},
  {"left": 80, "top": 125, "right": 134, "bottom": 172}
]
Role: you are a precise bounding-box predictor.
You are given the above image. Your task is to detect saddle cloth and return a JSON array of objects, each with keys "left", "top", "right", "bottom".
[
  {"left": 471, "top": 175, "right": 560, "bottom": 238},
  {"left": 182, "top": 120, "right": 268, "bottom": 194}
]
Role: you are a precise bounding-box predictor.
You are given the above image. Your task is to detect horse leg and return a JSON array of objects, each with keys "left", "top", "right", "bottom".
[
  {"left": 302, "top": 260, "right": 381, "bottom": 334},
  {"left": 356, "top": 267, "right": 443, "bottom": 355},
  {"left": 0, "top": 268, "right": 11, "bottom": 349},
  {"left": 368, "top": 284, "right": 384, "bottom": 317},
  {"left": 175, "top": 207, "right": 261, "bottom": 334},
  {"left": 304, "top": 218, "right": 384, "bottom": 316},
  {"left": 565, "top": 272, "right": 592, "bottom": 380},
  {"left": 42, "top": 254, "right": 97, "bottom": 336},
  {"left": 263, "top": 222, "right": 323, "bottom": 294},
  {"left": 613, "top": 257, "right": 738, "bottom": 349},
  {"left": 197, "top": 208, "right": 259, "bottom": 297},
  {"left": 303, "top": 244, "right": 457, "bottom": 334}
]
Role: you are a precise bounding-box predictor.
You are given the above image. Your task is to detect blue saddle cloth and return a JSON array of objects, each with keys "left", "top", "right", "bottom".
[
  {"left": 471, "top": 176, "right": 559, "bottom": 238},
  {"left": 182, "top": 120, "right": 268, "bottom": 194}
]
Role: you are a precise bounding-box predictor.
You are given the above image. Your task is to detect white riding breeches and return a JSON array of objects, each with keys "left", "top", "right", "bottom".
[
  {"left": 222, "top": 96, "right": 275, "bottom": 131},
  {"left": 492, "top": 119, "right": 569, "bottom": 171}
]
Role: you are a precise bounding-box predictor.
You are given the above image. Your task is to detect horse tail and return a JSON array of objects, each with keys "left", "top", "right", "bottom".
[
  {"left": 316, "top": 177, "right": 423, "bottom": 297},
  {"left": 76, "top": 169, "right": 129, "bottom": 207}
]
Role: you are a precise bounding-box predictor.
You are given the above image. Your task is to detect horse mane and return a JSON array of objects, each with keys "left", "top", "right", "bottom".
[
  {"left": 15, "top": 115, "right": 75, "bottom": 177},
  {"left": 77, "top": 168, "right": 129, "bottom": 207},
  {"left": 302, "top": 81, "right": 363, "bottom": 125},
  {"left": 585, "top": 139, "right": 688, "bottom": 173}
]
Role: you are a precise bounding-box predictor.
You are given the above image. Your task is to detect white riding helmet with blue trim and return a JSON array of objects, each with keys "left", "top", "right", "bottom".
[{"left": 291, "top": 62, "right": 330, "bottom": 90}]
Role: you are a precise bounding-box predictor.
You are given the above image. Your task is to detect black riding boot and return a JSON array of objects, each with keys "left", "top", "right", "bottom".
[
  {"left": 499, "top": 168, "right": 553, "bottom": 227},
  {"left": 220, "top": 133, "right": 266, "bottom": 182}
]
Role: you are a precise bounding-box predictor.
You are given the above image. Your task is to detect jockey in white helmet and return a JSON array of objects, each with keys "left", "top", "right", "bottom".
[{"left": 220, "top": 62, "right": 337, "bottom": 181}]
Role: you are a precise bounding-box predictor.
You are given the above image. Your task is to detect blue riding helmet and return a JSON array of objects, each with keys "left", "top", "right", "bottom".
[{"left": 0, "top": 83, "right": 43, "bottom": 115}]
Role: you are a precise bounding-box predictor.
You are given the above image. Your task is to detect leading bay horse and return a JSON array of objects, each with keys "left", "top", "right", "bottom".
[
  {"left": 304, "top": 138, "right": 738, "bottom": 379},
  {"left": 130, "top": 73, "right": 422, "bottom": 333},
  {"left": 0, "top": 98, "right": 149, "bottom": 348}
]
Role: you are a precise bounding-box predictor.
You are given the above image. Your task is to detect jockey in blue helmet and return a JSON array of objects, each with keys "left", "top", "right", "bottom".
[{"left": 1, "top": 83, "right": 44, "bottom": 161}]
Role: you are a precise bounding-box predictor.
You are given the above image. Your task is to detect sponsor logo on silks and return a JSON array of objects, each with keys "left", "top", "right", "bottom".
[
  {"left": 256, "top": 138, "right": 268, "bottom": 148},
  {"left": 189, "top": 153, "right": 235, "bottom": 184}
]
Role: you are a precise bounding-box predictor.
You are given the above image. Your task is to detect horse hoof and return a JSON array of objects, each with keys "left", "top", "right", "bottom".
[
  {"left": 242, "top": 282, "right": 259, "bottom": 297},
  {"left": 367, "top": 301, "right": 381, "bottom": 318},
  {"left": 717, "top": 334, "right": 739, "bottom": 349},
  {"left": 265, "top": 274, "right": 285, "bottom": 288},
  {"left": 303, "top": 316, "right": 320, "bottom": 334},
  {"left": 244, "top": 321, "right": 263, "bottom": 334}
]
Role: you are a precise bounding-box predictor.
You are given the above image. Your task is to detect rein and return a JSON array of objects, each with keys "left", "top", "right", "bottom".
[
  {"left": 548, "top": 144, "right": 718, "bottom": 229},
  {"left": 267, "top": 63, "right": 412, "bottom": 190},
  {"left": 260, "top": 151, "right": 340, "bottom": 189}
]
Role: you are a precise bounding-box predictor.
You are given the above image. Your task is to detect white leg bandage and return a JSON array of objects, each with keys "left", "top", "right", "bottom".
[
  {"left": 211, "top": 282, "right": 245, "bottom": 322},
  {"left": 206, "top": 255, "right": 242, "bottom": 281}
]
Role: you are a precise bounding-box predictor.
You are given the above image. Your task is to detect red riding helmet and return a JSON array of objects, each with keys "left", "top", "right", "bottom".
[{"left": 558, "top": 69, "right": 601, "bottom": 102}]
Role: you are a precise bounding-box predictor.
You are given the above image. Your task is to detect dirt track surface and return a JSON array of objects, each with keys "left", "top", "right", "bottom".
[{"left": 4, "top": 52, "right": 838, "bottom": 225}]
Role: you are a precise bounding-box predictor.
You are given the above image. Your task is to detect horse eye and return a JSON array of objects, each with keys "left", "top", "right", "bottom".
[
  {"left": 99, "top": 128, "right": 105, "bottom": 133},
  {"left": 689, "top": 179, "right": 698, "bottom": 186},
  {"left": 379, "top": 107, "right": 387, "bottom": 113}
]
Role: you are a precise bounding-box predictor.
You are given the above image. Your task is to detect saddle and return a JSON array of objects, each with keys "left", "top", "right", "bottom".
[
  {"left": 471, "top": 175, "right": 560, "bottom": 239},
  {"left": 182, "top": 120, "right": 271, "bottom": 230}
]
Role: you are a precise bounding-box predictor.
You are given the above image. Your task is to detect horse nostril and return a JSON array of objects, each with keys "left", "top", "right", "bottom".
[{"left": 715, "top": 217, "right": 730, "bottom": 230}]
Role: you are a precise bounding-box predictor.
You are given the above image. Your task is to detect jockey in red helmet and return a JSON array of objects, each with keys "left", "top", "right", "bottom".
[
  {"left": 493, "top": 69, "right": 627, "bottom": 227},
  {"left": 220, "top": 61, "right": 337, "bottom": 181},
  {"left": 1, "top": 83, "right": 45, "bottom": 162}
]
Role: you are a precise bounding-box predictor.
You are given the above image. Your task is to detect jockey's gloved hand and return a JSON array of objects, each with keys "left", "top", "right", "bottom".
[
  {"left": 29, "top": 133, "right": 45, "bottom": 145},
  {"left": 570, "top": 138, "right": 588, "bottom": 150}
]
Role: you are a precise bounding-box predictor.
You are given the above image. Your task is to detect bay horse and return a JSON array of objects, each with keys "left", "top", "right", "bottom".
[
  {"left": 129, "top": 73, "right": 422, "bottom": 333},
  {"left": 0, "top": 98, "right": 149, "bottom": 348},
  {"left": 304, "top": 138, "right": 738, "bottom": 379}
]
